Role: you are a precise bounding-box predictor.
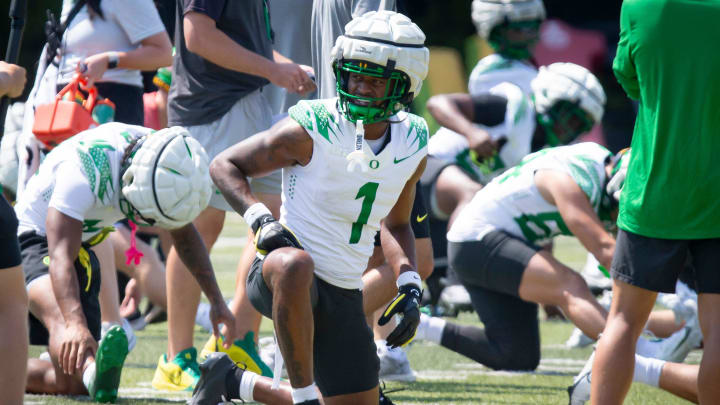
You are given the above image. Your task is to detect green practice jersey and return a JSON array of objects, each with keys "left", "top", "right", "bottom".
[{"left": 614, "top": 0, "right": 720, "bottom": 238}]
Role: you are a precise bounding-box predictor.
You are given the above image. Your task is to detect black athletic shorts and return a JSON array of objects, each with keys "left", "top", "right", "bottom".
[
  {"left": 247, "top": 256, "right": 379, "bottom": 397},
  {"left": 19, "top": 232, "right": 102, "bottom": 345},
  {"left": 373, "top": 181, "right": 430, "bottom": 246},
  {"left": 611, "top": 228, "right": 720, "bottom": 294},
  {"left": 0, "top": 195, "right": 21, "bottom": 268},
  {"left": 448, "top": 230, "right": 541, "bottom": 297}
]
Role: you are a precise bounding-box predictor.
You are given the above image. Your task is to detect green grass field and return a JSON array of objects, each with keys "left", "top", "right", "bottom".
[{"left": 24, "top": 214, "right": 697, "bottom": 404}]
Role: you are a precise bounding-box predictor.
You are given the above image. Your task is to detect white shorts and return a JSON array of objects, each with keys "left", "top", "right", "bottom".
[{"left": 184, "top": 90, "right": 281, "bottom": 211}]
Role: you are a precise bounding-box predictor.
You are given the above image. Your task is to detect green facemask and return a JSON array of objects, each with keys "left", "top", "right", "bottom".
[
  {"left": 536, "top": 100, "right": 595, "bottom": 146},
  {"left": 488, "top": 20, "right": 542, "bottom": 60},
  {"left": 334, "top": 60, "right": 410, "bottom": 124}
]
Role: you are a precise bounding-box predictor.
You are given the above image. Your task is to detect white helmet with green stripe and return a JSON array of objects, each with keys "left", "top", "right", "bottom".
[
  {"left": 330, "top": 10, "right": 429, "bottom": 124},
  {"left": 120, "top": 126, "right": 211, "bottom": 229}
]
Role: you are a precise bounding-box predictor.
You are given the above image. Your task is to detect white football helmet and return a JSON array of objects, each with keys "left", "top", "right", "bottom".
[
  {"left": 471, "top": 0, "right": 546, "bottom": 39},
  {"left": 531, "top": 63, "right": 606, "bottom": 145},
  {"left": 331, "top": 10, "right": 429, "bottom": 123},
  {"left": 120, "top": 126, "right": 212, "bottom": 229},
  {"left": 532, "top": 63, "right": 606, "bottom": 123}
]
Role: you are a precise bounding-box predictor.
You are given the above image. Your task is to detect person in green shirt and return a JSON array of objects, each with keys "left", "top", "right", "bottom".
[{"left": 591, "top": 1, "right": 720, "bottom": 403}]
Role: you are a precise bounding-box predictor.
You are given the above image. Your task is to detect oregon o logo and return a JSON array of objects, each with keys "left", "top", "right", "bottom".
[
  {"left": 369, "top": 160, "right": 380, "bottom": 169},
  {"left": 42, "top": 256, "right": 51, "bottom": 266}
]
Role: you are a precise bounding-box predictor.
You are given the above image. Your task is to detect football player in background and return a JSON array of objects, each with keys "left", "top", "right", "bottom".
[
  {"left": 14, "top": 123, "right": 235, "bottom": 402},
  {"left": 414, "top": 146, "right": 694, "bottom": 373},
  {"left": 421, "top": 62, "right": 604, "bottom": 312}
]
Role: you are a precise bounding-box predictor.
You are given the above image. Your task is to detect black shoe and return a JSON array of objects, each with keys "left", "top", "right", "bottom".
[{"left": 189, "top": 352, "right": 240, "bottom": 405}]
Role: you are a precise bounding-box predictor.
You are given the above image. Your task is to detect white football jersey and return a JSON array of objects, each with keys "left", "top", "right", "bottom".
[
  {"left": 468, "top": 53, "right": 538, "bottom": 96},
  {"left": 428, "top": 82, "right": 536, "bottom": 184},
  {"left": 286, "top": 99, "right": 427, "bottom": 289},
  {"left": 447, "top": 142, "right": 613, "bottom": 246},
  {"left": 15, "top": 123, "right": 150, "bottom": 242}
]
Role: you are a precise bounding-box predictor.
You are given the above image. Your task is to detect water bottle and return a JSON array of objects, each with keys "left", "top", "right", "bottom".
[{"left": 92, "top": 99, "right": 116, "bottom": 124}]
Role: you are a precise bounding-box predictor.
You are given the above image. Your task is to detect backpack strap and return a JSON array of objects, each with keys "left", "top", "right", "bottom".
[{"left": 44, "top": 0, "right": 87, "bottom": 67}]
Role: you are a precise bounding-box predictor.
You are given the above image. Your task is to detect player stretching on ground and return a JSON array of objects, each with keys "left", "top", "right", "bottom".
[{"left": 14, "top": 123, "right": 235, "bottom": 402}]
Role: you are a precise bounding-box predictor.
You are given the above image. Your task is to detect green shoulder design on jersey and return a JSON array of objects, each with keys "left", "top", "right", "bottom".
[
  {"left": 76, "top": 139, "right": 116, "bottom": 203},
  {"left": 477, "top": 58, "right": 513, "bottom": 75},
  {"left": 498, "top": 149, "right": 550, "bottom": 184},
  {"left": 567, "top": 155, "right": 603, "bottom": 208},
  {"left": 393, "top": 114, "right": 428, "bottom": 164},
  {"left": 288, "top": 100, "right": 340, "bottom": 144},
  {"left": 407, "top": 113, "right": 428, "bottom": 150}
]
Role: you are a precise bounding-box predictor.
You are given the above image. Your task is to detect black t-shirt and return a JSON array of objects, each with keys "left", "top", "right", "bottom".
[{"left": 168, "top": 0, "right": 274, "bottom": 126}]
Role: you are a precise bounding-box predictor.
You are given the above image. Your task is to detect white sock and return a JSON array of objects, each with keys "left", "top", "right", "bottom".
[
  {"left": 635, "top": 334, "right": 660, "bottom": 358},
  {"left": 633, "top": 354, "right": 665, "bottom": 387},
  {"left": 82, "top": 362, "right": 96, "bottom": 391},
  {"left": 239, "top": 371, "right": 259, "bottom": 402},
  {"left": 291, "top": 383, "right": 319, "bottom": 404},
  {"left": 420, "top": 314, "right": 446, "bottom": 344}
]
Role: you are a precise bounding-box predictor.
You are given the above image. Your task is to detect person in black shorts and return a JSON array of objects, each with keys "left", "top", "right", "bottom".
[
  {"left": 420, "top": 64, "right": 605, "bottom": 313},
  {"left": 14, "top": 124, "right": 235, "bottom": 402},
  {"left": 412, "top": 145, "right": 674, "bottom": 373},
  {"left": 191, "top": 10, "right": 429, "bottom": 405},
  {"left": 0, "top": 193, "right": 28, "bottom": 405}
]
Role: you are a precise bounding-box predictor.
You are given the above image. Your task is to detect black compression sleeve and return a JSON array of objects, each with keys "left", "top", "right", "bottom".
[{"left": 471, "top": 94, "right": 508, "bottom": 127}]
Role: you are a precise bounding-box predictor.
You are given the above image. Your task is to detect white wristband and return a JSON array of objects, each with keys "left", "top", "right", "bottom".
[
  {"left": 243, "top": 202, "right": 272, "bottom": 228},
  {"left": 397, "top": 271, "right": 422, "bottom": 289}
]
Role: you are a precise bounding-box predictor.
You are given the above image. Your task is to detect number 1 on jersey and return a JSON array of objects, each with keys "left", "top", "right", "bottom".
[{"left": 350, "top": 182, "right": 379, "bottom": 244}]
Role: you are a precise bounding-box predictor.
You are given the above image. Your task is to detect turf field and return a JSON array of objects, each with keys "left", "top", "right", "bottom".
[{"left": 25, "top": 214, "right": 697, "bottom": 404}]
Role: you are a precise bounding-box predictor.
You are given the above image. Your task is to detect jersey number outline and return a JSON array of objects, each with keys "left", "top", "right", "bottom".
[
  {"left": 514, "top": 211, "right": 570, "bottom": 244},
  {"left": 350, "top": 182, "right": 379, "bottom": 244}
]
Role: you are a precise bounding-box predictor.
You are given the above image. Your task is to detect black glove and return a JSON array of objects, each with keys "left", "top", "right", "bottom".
[
  {"left": 378, "top": 283, "right": 422, "bottom": 348},
  {"left": 251, "top": 214, "right": 303, "bottom": 255}
]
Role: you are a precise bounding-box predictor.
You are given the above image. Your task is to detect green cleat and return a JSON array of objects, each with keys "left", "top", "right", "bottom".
[
  {"left": 152, "top": 347, "right": 201, "bottom": 391},
  {"left": 89, "top": 325, "right": 129, "bottom": 403}
]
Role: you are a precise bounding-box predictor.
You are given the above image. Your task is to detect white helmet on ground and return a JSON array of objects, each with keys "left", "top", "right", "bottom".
[
  {"left": 120, "top": 126, "right": 211, "bottom": 229},
  {"left": 330, "top": 10, "right": 429, "bottom": 123},
  {"left": 471, "top": 0, "right": 546, "bottom": 39}
]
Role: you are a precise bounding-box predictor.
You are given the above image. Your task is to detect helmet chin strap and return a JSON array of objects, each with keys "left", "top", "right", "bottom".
[{"left": 346, "top": 119, "right": 369, "bottom": 173}]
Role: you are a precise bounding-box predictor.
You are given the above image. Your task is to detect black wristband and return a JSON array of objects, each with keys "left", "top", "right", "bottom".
[{"left": 107, "top": 52, "right": 119, "bottom": 69}]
